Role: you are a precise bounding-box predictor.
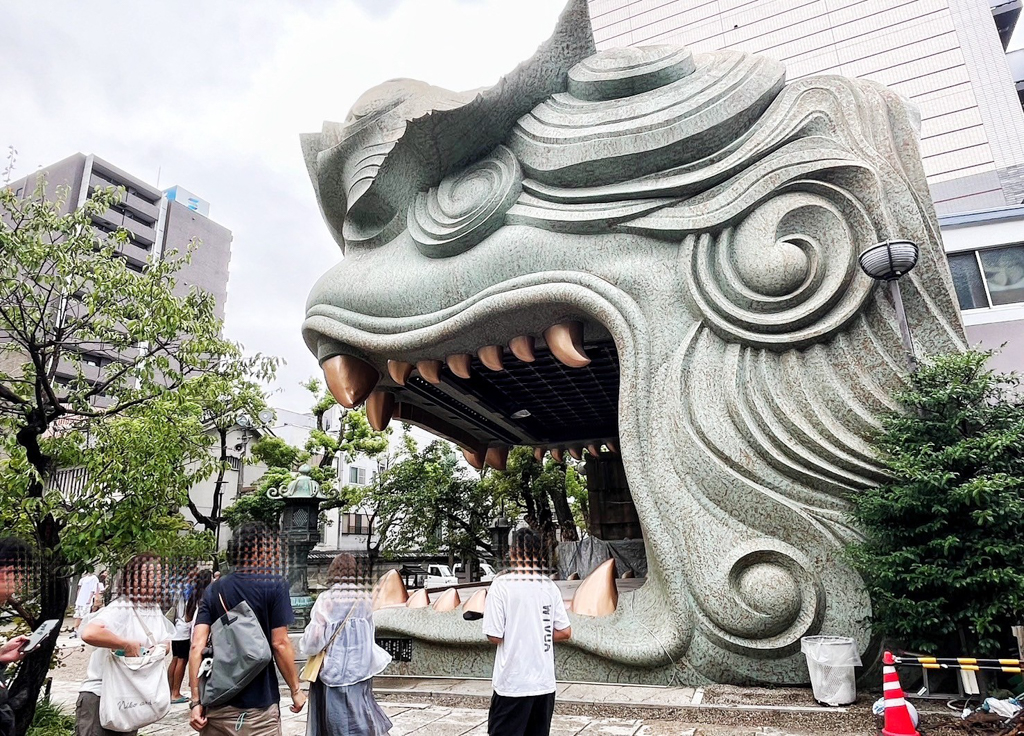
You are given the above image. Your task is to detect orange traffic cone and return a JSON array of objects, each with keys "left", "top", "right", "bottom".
[{"left": 881, "top": 650, "right": 920, "bottom": 736}]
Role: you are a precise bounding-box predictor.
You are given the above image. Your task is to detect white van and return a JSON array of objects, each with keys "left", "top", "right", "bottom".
[
  {"left": 453, "top": 562, "right": 496, "bottom": 582},
  {"left": 424, "top": 563, "right": 458, "bottom": 588}
]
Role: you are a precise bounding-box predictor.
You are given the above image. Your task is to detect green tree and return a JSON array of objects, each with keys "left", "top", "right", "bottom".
[
  {"left": 0, "top": 179, "right": 274, "bottom": 731},
  {"left": 326, "top": 431, "right": 495, "bottom": 570},
  {"left": 848, "top": 350, "right": 1024, "bottom": 655},
  {"left": 222, "top": 379, "right": 389, "bottom": 530},
  {"left": 482, "top": 447, "right": 586, "bottom": 554}
]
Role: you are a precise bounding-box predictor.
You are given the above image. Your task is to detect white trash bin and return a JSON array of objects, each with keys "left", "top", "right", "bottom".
[{"left": 800, "top": 636, "right": 862, "bottom": 706}]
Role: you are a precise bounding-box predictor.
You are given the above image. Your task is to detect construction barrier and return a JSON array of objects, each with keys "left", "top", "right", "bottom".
[{"left": 893, "top": 656, "right": 1022, "bottom": 674}]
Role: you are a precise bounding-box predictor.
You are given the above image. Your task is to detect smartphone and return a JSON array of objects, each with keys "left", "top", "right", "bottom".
[{"left": 19, "top": 619, "right": 59, "bottom": 653}]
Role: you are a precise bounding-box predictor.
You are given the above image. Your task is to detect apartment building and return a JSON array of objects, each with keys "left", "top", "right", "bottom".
[
  {"left": 587, "top": 0, "right": 1024, "bottom": 373},
  {"left": 6, "top": 153, "right": 233, "bottom": 399}
]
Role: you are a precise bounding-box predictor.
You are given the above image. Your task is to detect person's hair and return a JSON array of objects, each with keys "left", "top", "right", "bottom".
[
  {"left": 186, "top": 569, "right": 213, "bottom": 621},
  {"left": 227, "top": 522, "right": 277, "bottom": 570},
  {"left": 118, "top": 552, "right": 161, "bottom": 605},
  {"left": 0, "top": 537, "right": 32, "bottom": 570},
  {"left": 326, "top": 553, "right": 358, "bottom": 585},
  {"left": 509, "top": 528, "right": 544, "bottom": 570}
]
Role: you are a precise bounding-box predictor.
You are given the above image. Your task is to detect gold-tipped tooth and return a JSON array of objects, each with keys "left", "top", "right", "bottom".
[
  {"left": 462, "top": 589, "right": 487, "bottom": 621},
  {"left": 567, "top": 571, "right": 580, "bottom": 581},
  {"left": 463, "top": 447, "right": 486, "bottom": 470},
  {"left": 432, "top": 588, "right": 461, "bottom": 612},
  {"left": 485, "top": 446, "right": 509, "bottom": 471},
  {"left": 365, "top": 391, "right": 396, "bottom": 432},
  {"left": 406, "top": 588, "right": 430, "bottom": 608},
  {"left": 621, "top": 570, "right": 635, "bottom": 579},
  {"left": 543, "top": 321, "right": 590, "bottom": 368},
  {"left": 551, "top": 448, "right": 564, "bottom": 463},
  {"left": 387, "top": 360, "right": 413, "bottom": 386},
  {"left": 587, "top": 444, "right": 601, "bottom": 457},
  {"left": 509, "top": 335, "right": 536, "bottom": 363},
  {"left": 606, "top": 440, "right": 619, "bottom": 455},
  {"left": 416, "top": 359, "right": 443, "bottom": 384},
  {"left": 372, "top": 569, "right": 409, "bottom": 610},
  {"left": 568, "top": 447, "right": 583, "bottom": 461},
  {"left": 446, "top": 354, "right": 472, "bottom": 379},
  {"left": 478, "top": 345, "right": 504, "bottom": 371},
  {"left": 533, "top": 447, "right": 546, "bottom": 462},
  {"left": 571, "top": 558, "right": 618, "bottom": 617},
  {"left": 323, "top": 355, "right": 379, "bottom": 409}
]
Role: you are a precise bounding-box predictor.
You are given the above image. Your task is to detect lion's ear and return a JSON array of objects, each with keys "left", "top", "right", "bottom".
[{"left": 300, "top": 0, "right": 595, "bottom": 252}]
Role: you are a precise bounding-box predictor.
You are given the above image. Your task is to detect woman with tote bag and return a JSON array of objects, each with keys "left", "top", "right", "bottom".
[
  {"left": 78, "top": 553, "right": 175, "bottom": 736},
  {"left": 300, "top": 554, "right": 392, "bottom": 736}
]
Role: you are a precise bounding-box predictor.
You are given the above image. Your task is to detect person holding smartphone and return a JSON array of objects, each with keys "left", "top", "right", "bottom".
[{"left": 0, "top": 537, "right": 34, "bottom": 736}]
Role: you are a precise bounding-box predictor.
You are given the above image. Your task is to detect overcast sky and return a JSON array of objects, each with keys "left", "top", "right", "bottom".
[{"left": 0, "top": 0, "right": 566, "bottom": 413}]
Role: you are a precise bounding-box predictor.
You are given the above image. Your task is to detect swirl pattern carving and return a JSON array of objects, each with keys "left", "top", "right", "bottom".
[
  {"left": 408, "top": 145, "right": 522, "bottom": 258},
  {"left": 684, "top": 189, "right": 877, "bottom": 349}
]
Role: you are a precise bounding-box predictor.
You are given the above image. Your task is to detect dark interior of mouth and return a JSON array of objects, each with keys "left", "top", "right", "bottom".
[{"left": 386, "top": 334, "right": 647, "bottom": 577}]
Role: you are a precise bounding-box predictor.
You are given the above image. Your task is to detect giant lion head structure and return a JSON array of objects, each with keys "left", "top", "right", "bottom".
[{"left": 300, "top": 0, "right": 966, "bottom": 684}]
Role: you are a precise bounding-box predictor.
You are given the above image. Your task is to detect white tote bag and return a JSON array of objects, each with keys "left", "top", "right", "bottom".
[{"left": 98, "top": 607, "right": 170, "bottom": 731}]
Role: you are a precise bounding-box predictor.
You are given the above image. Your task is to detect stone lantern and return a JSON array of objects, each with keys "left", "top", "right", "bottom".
[{"left": 268, "top": 464, "right": 323, "bottom": 628}]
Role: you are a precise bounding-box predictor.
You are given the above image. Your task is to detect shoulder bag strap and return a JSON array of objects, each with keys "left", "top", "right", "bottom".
[
  {"left": 322, "top": 596, "right": 359, "bottom": 655},
  {"left": 218, "top": 592, "right": 230, "bottom": 617},
  {"left": 130, "top": 604, "right": 156, "bottom": 647}
]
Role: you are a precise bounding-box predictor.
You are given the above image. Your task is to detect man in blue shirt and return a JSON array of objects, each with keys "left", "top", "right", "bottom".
[{"left": 188, "top": 523, "right": 306, "bottom": 735}]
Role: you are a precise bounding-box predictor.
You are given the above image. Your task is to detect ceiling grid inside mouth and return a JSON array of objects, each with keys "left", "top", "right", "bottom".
[{"left": 444, "top": 342, "right": 620, "bottom": 445}]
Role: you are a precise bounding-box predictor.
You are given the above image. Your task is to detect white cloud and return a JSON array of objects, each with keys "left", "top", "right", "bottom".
[{"left": 0, "top": 0, "right": 566, "bottom": 412}]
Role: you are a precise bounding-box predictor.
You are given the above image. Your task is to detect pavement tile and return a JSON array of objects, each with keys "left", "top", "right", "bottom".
[
  {"left": 577, "top": 718, "right": 643, "bottom": 735},
  {"left": 386, "top": 706, "right": 453, "bottom": 735}
]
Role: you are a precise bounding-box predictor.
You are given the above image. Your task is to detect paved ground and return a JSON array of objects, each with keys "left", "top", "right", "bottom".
[{"left": 41, "top": 630, "right": 928, "bottom": 735}]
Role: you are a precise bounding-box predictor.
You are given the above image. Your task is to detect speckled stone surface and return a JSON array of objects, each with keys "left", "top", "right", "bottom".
[{"left": 299, "top": 0, "right": 967, "bottom": 684}]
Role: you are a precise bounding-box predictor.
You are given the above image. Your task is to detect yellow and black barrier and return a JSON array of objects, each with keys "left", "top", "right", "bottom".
[{"left": 892, "top": 656, "right": 1022, "bottom": 674}]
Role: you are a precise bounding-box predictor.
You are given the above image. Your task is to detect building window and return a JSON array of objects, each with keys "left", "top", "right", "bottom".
[
  {"left": 342, "top": 513, "right": 370, "bottom": 535},
  {"left": 948, "top": 245, "right": 1024, "bottom": 310},
  {"left": 348, "top": 466, "right": 367, "bottom": 485}
]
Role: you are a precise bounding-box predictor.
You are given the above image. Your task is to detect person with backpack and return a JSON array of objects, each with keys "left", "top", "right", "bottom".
[
  {"left": 299, "top": 554, "right": 392, "bottom": 736},
  {"left": 188, "top": 523, "right": 306, "bottom": 735},
  {"left": 78, "top": 553, "right": 176, "bottom": 736},
  {"left": 482, "top": 529, "right": 572, "bottom": 736}
]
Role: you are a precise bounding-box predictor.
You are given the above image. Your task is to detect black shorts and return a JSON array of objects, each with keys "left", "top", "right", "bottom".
[
  {"left": 171, "top": 639, "right": 190, "bottom": 659},
  {"left": 488, "top": 691, "right": 556, "bottom": 736}
]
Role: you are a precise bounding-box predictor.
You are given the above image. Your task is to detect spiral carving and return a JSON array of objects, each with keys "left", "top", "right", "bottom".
[
  {"left": 408, "top": 145, "right": 522, "bottom": 258},
  {"left": 684, "top": 189, "right": 876, "bottom": 349},
  {"left": 704, "top": 545, "right": 824, "bottom": 652}
]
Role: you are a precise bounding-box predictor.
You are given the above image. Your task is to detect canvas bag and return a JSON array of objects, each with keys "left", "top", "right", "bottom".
[
  {"left": 200, "top": 593, "right": 273, "bottom": 707},
  {"left": 98, "top": 606, "right": 170, "bottom": 731}
]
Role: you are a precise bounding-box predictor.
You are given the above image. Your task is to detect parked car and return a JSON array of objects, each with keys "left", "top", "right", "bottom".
[{"left": 424, "top": 563, "right": 458, "bottom": 588}]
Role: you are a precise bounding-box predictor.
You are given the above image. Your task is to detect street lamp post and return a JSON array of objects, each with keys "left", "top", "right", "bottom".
[
  {"left": 858, "top": 239, "right": 920, "bottom": 372},
  {"left": 268, "top": 464, "right": 323, "bottom": 629}
]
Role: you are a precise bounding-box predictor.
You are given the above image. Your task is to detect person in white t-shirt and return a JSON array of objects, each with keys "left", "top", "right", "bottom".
[
  {"left": 78, "top": 554, "right": 175, "bottom": 736},
  {"left": 72, "top": 570, "right": 100, "bottom": 638},
  {"left": 482, "top": 528, "right": 571, "bottom": 736}
]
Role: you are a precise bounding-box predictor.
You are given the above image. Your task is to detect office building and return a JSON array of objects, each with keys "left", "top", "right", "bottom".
[
  {"left": 6, "top": 153, "right": 233, "bottom": 392},
  {"left": 587, "top": 0, "right": 1024, "bottom": 373}
]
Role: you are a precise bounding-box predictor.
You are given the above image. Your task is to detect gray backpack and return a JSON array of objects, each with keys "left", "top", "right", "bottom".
[{"left": 199, "top": 592, "right": 273, "bottom": 707}]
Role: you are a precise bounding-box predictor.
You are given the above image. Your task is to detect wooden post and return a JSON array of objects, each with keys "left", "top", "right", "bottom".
[{"left": 1013, "top": 626, "right": 1024, "bottom": 661}]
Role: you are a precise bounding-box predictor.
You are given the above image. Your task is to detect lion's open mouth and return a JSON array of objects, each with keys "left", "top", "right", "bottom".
[{"left": 303, "top": 289, "right": 651, "bottom": 616}]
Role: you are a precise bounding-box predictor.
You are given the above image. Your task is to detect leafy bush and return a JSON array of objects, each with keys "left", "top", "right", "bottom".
[
  {"left": 27, "top": 699, "right": 74, "bottom": 736},
  {"left": 849, "top": 350, "right": 1024, "bottom": 655}
]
